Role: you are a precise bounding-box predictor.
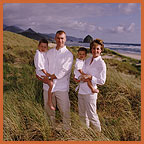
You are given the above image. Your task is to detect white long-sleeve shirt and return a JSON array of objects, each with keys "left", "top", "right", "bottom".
[
  {"left": 34, "top": 50, "right": 47, "bottom": 78},
  {"left": 78, "top": 56, "right": 106, "bottom": 95},
  {"left": 74, "top": 58, "right": 85, "bottom": 79},
  {"left": 43, "top": 46, "right": 73, "bottom": 92}
]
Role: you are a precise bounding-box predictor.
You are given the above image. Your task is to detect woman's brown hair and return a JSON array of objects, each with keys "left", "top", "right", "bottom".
[{"left": 90, "top": 39, "right": 104, "bottom": 53}]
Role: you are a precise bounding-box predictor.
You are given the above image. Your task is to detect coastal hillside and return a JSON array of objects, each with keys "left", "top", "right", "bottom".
[
  {"left": 3, "top": 25, "right": 83, "bottom": 42},
  {"left": 3, "top": 31, "right": 141, "bottom": 141}
]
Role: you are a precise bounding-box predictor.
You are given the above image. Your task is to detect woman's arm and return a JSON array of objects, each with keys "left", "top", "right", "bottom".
[
  {"left": 81, "top": 62, "right": 106, "bottom": 85},
  {"left": 80, "top": 74, "right": 92, "bottom": 82},
  {"left": 78, "top": 69, "right": 86, "bottom": 75},
  {"left": 73, "top": 76, "right": 81, "bottom": 83}
]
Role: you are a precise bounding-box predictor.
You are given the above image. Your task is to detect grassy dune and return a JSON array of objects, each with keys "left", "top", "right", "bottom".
[{"left": 3, "top": 31, "right": 141, "bottom": 141}]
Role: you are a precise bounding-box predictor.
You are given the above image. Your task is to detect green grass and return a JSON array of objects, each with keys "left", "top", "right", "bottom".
[{"left": 3, "top": 31, "right": 141, "bottom": 141}]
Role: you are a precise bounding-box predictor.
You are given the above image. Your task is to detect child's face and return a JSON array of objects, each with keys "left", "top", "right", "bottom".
[
  {"left": 78, "top": 51, "right": 87, "bottom": 60},
  {"left": 38, "top": 43, "right": 48, "bottom": 52}
]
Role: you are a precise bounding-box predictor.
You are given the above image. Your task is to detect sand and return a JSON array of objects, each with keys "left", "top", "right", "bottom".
[
  {"left": 48, "top": 43, "right": 56, "bottom": 48},
  {"left": 119, "top": 52, "right": 141, "bottom": 60}
]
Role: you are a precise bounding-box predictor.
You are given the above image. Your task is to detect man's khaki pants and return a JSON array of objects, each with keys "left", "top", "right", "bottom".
[
  {"left": 78, "top": 93, "right": 101, "bottom": 132},
  {"left": 43, "top": 90, "right": 71, "bottom": 130}
]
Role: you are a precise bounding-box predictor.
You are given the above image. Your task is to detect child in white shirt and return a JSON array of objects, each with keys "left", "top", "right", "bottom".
[
  {"left": 34, "top": 39, "right": 55, "bottom": 110},
  {"left": 74, "top": 47, "right": 99, "bottom": 93}
]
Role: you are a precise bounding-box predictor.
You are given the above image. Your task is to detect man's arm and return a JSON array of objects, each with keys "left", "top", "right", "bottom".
[
  {"left": 41, "top": 69, "right": 51, "bottom": 77},
  {"left": 36, "top": 74, "right": 51, "bottom": 85},
  {"left": 50, "top": 74, "right": 57, "bottom": 80},
  {"left": 36, "top": 74, "right": 43, "bottom": 81}
]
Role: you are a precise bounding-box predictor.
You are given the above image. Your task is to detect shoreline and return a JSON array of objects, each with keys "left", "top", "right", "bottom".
[
  {"left": 48, "top": 43, "right": 141, "bottom": 60},
  {"left": 118, "top": 52, "right": 141, "bottom": 60}
]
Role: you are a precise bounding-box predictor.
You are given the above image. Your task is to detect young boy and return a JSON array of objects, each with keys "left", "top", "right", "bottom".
[
  {"left": 74, "top": 47, "right": 99, "bottom": 93},
  {"left": 34, "top": 39, "right": 55, "bottom": 110}
]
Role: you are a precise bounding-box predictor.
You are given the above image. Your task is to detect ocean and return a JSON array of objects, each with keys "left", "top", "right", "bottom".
[{"left": 66, "top": 41, "right": 141, "bottom": 55}]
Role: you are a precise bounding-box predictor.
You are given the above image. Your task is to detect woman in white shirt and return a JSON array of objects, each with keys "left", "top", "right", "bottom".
[{"left": 78, "top": 39, "right": 106, "bottom": 132}]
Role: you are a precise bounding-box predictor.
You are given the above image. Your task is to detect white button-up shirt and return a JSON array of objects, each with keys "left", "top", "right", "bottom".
[
  {"left": 43, "top": 46, "right": 73, "bottom": 92},
  {"left": 78, "top": 56, "right": 106, "bottom": 95},
  {"left": 74, "top": 58, "right": 85, "bottom": 79},
  {"left": 34, "top": 50, "right": 47, "bottom": 77}
]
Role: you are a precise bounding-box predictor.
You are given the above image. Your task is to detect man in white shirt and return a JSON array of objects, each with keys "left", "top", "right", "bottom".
[{"left": 37, "top": 30, "right": 73, "bottom": 130}]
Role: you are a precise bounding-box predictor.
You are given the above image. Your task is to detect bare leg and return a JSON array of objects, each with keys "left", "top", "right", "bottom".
[
  {"left": 47, "top": 81, "right": 55, "bottom": 111},
  {"left": 87, "top": 79, "right": 99, "bottom": 93}
]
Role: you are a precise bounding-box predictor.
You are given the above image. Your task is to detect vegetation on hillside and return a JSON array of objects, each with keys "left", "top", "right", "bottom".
[{"left": 3, "top": 31, "right": 141, "bottom": 141}]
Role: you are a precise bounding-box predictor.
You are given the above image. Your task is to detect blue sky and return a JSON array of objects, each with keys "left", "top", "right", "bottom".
[{"left": 3, "top": 3, "right": 141, "bottom": 43}]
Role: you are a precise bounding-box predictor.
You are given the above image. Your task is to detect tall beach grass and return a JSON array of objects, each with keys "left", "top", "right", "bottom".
[{"left": 3, "top": 31, "right": 141, "bottom": 141}]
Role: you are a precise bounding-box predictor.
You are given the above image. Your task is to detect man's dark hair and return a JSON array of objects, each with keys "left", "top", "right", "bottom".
[
  {"left": 38, "top": 39, "right": 48, "bottom": 46},
  {"left": 78, "top": 47, "right": 87, "bottom": 54}
]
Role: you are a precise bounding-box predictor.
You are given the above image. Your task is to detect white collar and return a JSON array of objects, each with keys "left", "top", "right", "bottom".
[
  {"left": 91, "top": 56, "right": 101, "bottom": 62},
  {"left": 55, "top": 46, "right": 66, "bottom": 53}
]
